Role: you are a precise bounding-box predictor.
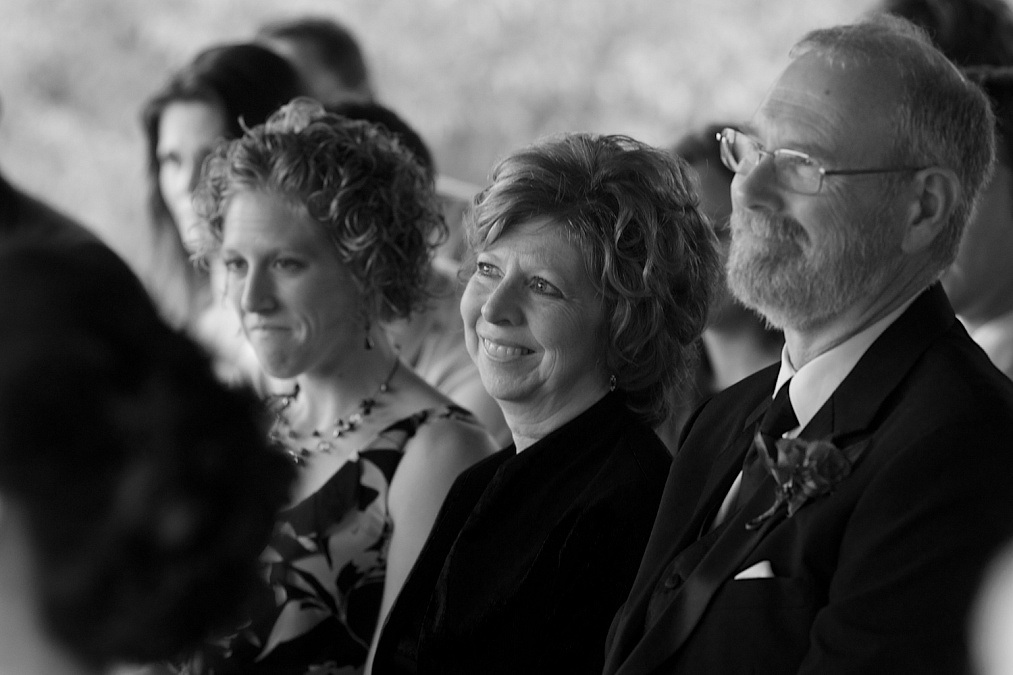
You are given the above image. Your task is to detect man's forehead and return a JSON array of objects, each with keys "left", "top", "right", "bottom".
[{"left": 748, "top": 52, "right": 898, "bottom": 156}]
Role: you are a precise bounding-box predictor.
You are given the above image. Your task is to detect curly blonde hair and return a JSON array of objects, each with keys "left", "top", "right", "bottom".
[{"left": 195, "top": 97, "right": 446, "bottom": 322}]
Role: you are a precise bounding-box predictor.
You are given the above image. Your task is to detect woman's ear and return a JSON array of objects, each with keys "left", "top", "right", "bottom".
[{"left": 900, "top": 167, "right": 962, "bottom": 254}]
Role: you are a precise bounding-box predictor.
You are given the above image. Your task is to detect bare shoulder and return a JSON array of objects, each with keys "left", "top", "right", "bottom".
[
  {"left": 403, "top": 408, "right": 497, "bottom": 471},
  {"left": 387, "top": 407, "right": 496, "bottom": 514}
]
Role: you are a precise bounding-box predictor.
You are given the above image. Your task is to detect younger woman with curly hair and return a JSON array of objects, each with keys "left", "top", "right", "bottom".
[
  {"left": 0, "top": 235, "right": 292, "bottom": 674},
  {"left": 371, "top": 133, "right": 720, "bottom": 674},
  {"left": 187, "top": 98, "right": 495, "bottom": 674}
]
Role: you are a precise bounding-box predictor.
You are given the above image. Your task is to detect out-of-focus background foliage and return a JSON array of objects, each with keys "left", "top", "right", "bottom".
[{"left": 0, "top": 0, "right": 875, "bottom": 266}]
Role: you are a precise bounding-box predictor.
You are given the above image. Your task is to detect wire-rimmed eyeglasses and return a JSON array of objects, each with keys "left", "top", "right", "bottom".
[{"left": 717, "top": 127, "right": 927, "bottom": 195}]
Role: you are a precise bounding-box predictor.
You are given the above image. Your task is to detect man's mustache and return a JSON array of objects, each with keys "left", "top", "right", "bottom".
[{"left": 731, "top": 209, "right": 806, "bottom": 243}]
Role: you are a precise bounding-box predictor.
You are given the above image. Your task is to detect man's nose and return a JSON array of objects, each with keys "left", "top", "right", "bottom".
[{"left": 731, "top": 155, "right": 785, "bottom": 213}]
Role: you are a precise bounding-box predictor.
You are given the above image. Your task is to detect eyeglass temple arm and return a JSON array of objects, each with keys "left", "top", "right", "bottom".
[{"left": 823, "top": 166, "right": 927, "bottom": 176}]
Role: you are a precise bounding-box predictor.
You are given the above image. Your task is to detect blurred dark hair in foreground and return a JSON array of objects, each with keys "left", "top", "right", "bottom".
[{"left": 0, "top": 234, "right": 293, "bottom": 669}]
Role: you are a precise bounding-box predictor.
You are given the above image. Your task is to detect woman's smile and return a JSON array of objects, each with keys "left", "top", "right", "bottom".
[
  {"left": 461, "top": 217, "right": 608, "bottom": 414},
  {"left": 481, "top": 336, "right": 535, "bottom": 360}
]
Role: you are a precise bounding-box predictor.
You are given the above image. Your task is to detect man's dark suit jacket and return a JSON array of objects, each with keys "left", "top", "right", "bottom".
[{"left": 604, "top": 284, "right": 1013, "bottom": 674}]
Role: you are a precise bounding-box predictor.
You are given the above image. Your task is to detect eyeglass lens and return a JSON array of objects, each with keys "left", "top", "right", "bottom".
[{"left": 719, "top": 129, "right": 820, "bottom": 194}]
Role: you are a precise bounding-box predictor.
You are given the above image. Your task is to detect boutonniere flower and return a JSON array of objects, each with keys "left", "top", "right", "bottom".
[{"left": 745, "top": 433, "right": 869, "bottom": 530}]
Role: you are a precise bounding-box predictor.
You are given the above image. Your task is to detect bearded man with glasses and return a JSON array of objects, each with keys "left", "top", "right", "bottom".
[{"left": 604, "top": 14, "right": 1013, "bottom": 675}]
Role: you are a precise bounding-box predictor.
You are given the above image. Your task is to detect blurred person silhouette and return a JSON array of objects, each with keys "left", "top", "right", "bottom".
[
  {"left": 256, "top": 16, "right": 374, "bottom": 106},
  {"left": 877, "top": 0, "right": 1013, "bottom": 65},
  {"left": 179, "top": 98, "right": 495, "bottom": 674},
  {"left": 140, "top": 42, "right": 306, "bottom": 381},
  {"left": 657, "top": 123, "right": 783, "bottom": 449},
  {"left": 329, "top": 99, "right": 509, "bottom": 445},
  {"left": 0, "top": 94, "right": 98, "bottom": 246},
  {"left": 942, "top": 66, "right": 1013, "bottom": 379},
  {"left": 255, "top": 14, "right": 476, "bottom": 264},
  {"left": 0, "top": 234, "right": 293, "bottom": 675},
  {"left": 371, "top": 132, "right": 719, "bottom": 675}
]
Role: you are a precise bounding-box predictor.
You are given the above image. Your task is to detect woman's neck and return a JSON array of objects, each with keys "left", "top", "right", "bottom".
[
  {"left": 500, "top": 385, "right": 609, "bottom": 452},
  {"left": 291, "top": 336, "right": 401, "bottom": 433}
]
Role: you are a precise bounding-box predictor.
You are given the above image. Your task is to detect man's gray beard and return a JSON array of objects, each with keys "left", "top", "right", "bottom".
[{"left": 726, "top": 210, "right": 894, "bottom": 332}]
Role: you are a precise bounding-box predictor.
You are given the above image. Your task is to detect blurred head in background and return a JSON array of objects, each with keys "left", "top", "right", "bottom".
[
  {"left": 0, "top": 235, "right": 292, "bottom": 674},
  {"left": 328, "top": 100, "right": 434, "bottom": 177},
  {"left": 652, "top": 124, "right": 782, "bottom": 449},
  {"left": 140, "top": 42, "right": 305, "bottom": 326},
  {"left": 257, "top": 16, "right": 374, "bottom": 106},
  {"left": 876, "top": 0, "right": 1013, "bottom": 66},
  {"left": 672, "top": 124, "right": 739, "bottom": 327},
  {"left": 941, "top": 66, "right": 1013, "bottom": 378}
]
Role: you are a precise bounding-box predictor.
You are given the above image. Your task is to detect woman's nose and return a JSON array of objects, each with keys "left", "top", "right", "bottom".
[
  {"left": 186, "top": 159, "right": 203, "bottom": 194},
  {"left": 239, "top": 267, "right": 277, "bottom": 314},
  {"left": 480, "top": 278, "right": 523, "bottom": 325}
]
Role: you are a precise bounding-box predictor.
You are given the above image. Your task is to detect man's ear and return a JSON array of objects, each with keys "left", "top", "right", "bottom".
[{"left": 900, "top": 167, "right": 961, "bottom": 254}]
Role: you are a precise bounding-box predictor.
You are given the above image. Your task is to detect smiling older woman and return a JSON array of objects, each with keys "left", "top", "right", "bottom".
[{"left": 370, "top": 133, "right": 721, "bottom": 674}]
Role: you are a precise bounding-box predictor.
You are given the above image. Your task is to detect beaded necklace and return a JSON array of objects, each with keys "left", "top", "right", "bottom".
[{"left": 269, "top": 356, "right": 400, "bottom": 465}]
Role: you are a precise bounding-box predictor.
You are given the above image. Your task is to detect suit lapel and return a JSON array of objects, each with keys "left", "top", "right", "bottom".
[{"left": 615, "top": 399, "right": 774, "bottom": 675}]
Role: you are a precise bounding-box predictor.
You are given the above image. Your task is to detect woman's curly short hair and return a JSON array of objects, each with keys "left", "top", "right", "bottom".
[
  {"left": 0, "top": 236, "right": 294, "bottom": 668},
  {"left": 195, "top": 97, "right": 445, "bottom": 323},
  {"left": 467, "top": 133, "right": 720, "bottom": 427}
]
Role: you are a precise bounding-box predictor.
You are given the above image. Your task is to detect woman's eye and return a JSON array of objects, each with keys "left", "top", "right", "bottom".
[
  {"left": 273, "top": 258, "right": 304, "bottom": 271},
  {"left": 476, "top": 261, "right": 499, "bottom": 277},
  {"left": 530, "top": 277, "right": 561, "bottom": 297},
  {"left": 157, "top": 152, "right": 180, "bottom": 169},
  {"left": 223, "top": 258, "right": 246, "bottom": 273}
]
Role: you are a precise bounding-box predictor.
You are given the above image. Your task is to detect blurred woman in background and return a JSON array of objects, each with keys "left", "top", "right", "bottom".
[
  {"left": 140, "top": 43, "right": 305, "bottom": 380},
  {"left": 371, "top": 133, "right": 720, "bottom": 674},
  {"left": 0, "top": 234, "right": 292, "bottom": 675},
  {"left": 185, "top": 98, "right": 494, "bottom": 674}
]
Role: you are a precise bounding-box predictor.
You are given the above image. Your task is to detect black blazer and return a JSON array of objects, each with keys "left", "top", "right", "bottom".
[
  {"left": 604, "top": 285, "right": 1013, "bottom": 674},
  {"left": 373, "top": 392, "right": 671, "bottom": 674}
]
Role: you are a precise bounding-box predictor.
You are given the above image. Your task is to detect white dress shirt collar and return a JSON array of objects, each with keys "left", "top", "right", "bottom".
[{"left": 773, "top": 295, "right": 919, "bottom": 433}]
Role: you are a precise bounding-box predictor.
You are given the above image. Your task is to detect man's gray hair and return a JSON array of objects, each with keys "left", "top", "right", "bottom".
[{"left": 792, "top": 14, "right": 996, "bottom": 279}]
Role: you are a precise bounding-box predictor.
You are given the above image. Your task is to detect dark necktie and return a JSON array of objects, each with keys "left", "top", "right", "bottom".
[{"left": 737, "top": 380, "right": 798, "bottom": 509}]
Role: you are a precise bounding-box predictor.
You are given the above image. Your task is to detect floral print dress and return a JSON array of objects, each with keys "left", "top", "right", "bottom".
[{"left": 179, "top": 405, "right": 475, "bottom": 675}]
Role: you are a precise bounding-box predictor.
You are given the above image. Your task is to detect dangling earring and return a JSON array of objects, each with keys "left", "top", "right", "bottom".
[{"left": 609, "top": 374, "right": 617, "bottom": 392}]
